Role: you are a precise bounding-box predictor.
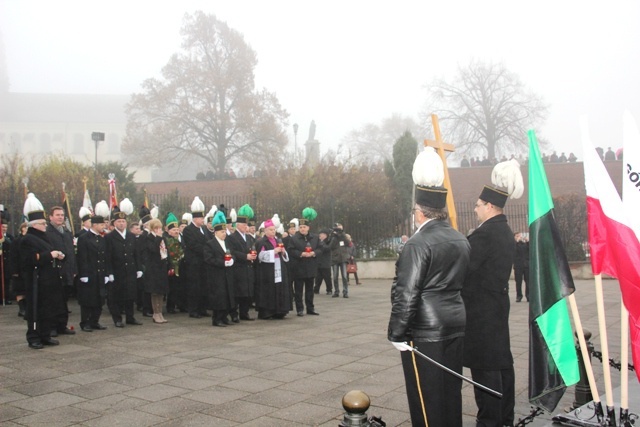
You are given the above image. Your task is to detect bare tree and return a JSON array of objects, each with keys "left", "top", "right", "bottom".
[
  {"left": 342, "top": 114, "right": 420, "bottom": 165},
  {"left": 424, "top": 61, "right": 548, "bottom": 161},
  {"left": 122, "top": 11, "right": 289, "bottom": 176}
]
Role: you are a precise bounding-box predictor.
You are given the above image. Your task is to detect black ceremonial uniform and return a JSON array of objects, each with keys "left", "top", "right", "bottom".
[
  {"left": 203, "top": 236, "right": 235, "bottom": 325},
  {"left": 227, "top": 229, "right": 255, "bottom": 320},
  {"left": 182, "top": 222, "right": 210, "bottom": 316},
  {"left": 105, "top": 229, "right": 140, "bottom": 325},
  {"left": 288, "top": 231, "right": 322, "bottom": 314},
  {"left": 76, "top": 230, "right": 110, "bottom": 330},
  {"left": 45, "top": 223, "right": 76, "bottom": 332}
]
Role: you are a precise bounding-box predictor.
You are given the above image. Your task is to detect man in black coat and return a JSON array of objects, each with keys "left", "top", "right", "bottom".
[
  {"left": 76, "top": 214, "right": 110, "bottom": 332},
  {"left": 388, "top": 181, "right": 470, "bottom": 427},
  {"left": 45, "top": 206, "right": 76, "bottom": 336},
  {"left": 462, "top": 186, "right": 517, "bottom": 427},
  {"left": 313, "top": 229, "right": 332, "bottom": 295},
  {"left": 288, "top": 218, "right": 322, "bottom": 316},
  {"left": 19, "top": 199, "right": 67, "bottom": 349},
  {"left": 182, "top": 203, "right": 210, "bottom": 318},
  {"left": 513, "top": 232, "right": 529, "bottom": 303},
  {"left": 227, "top": 214, "right": 257, "bottom": 322},
  {"left": 105, "top": 207, "right": 143, "bottom": 327}
]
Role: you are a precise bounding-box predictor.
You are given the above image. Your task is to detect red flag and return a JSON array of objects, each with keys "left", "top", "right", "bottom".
[
  {"left": 582, "top": 119, "right": 640, "bottom": 382},
  {"left": 108, "top": 177, "right": 118, "bottom": 211}
]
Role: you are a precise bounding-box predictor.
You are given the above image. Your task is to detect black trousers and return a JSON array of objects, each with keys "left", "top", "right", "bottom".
[
  {"left": 314, "top": 267, "right": 332, "bottom": 293},
  {"left": 166, "top": 275, "right": 186, "bottom": 311},
  {"left": 294, "top": 277, "right": 315, "bottom": 313},
  {"left": 80, "top": 305, "right": 103, "bottom": 328},
  {"left": 470, "top": 366, "right": 515, "bottom": 427},
  {"left": 514, "top": 266, "right": 529, "bottom": 300},
  {"left": 400, "top": 337, "right": 463, "bottom": 427},
  {"left": 25, "top": 302, "right": 54, "bottom": 344},
  {"left": 229, "top": 296, "right": 251, "bottom": 318},
  {"left": 106, "top": 288, "right": 134, "bottom": 323}
]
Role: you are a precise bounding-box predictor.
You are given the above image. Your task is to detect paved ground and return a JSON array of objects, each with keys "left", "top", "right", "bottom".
[{"left": 0, "top": 278, "right": 627, "bottom": 426}]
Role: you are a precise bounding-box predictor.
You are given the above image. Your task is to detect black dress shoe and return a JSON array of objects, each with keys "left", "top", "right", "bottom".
[
  {"left": 42, "top": 338, "right": 60, "bottom": 346},
  {"left": 59, "top": 328, "right": 76, "bottom": 335},
  {"left": 81, "top": 326, "right": 93, "bottom": 332},
  {"left": 239, "top": 315, "right": 255, "bottom": 321},
  {"left": 332, "top": 293, "right": 339, "bottom": 298},
  {"left": 231, "top": 315, "right": 240, "bottom": 323},
  {"left": 212, "top": 320, "right": 227, "bottom": 327},
  {"left": 307, "top": 311, "right": 320, "bottom": 315},
  {"left": 221, "top": 317, "right": 231, "bottom": 325},
  {"left": 114, "top": 321, "right": 125, "bottom": 328},
  {"left": 50, "top": 330, "right": 59, "bottom": 337},
  {"left": 198, "top": 311, "right": 209, "bottom": 316},
  {"left": 516, "top": 297, "right": 522, "bottom": 303},
  {"left": 343, "top": 295, "right": 349, "bottom": 298},
  {"left": 91, "top": 324, "right": 107, "bottom": 330},
  {"left": 189, "top": 313, "right": 202, "bottom": 319},
  {"left": 297, "top": 311, "right": 304, "bottom": 317},
  {"left": 29, "top": 342, "right": 44, "bottom": 349},
  {"left": 126, "top": 319, "right": 143, "bottom": 325}
]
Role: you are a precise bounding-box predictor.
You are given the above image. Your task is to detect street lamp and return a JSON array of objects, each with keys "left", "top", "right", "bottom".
[
  {"left": 293, "top": 123, "right": 299, "bottom": 166},
  {"left": 91, "top": 132, "right": 105, "bottom": 202}
]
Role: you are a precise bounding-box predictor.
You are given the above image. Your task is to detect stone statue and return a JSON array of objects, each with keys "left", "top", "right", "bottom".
[{"left": 308, "top": 120, "right": 316, "bottom": 141}]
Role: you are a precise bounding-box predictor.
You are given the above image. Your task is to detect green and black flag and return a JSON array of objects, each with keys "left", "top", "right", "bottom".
[{"left": 528, "top": 130, "right": 580, "bottom": 412}]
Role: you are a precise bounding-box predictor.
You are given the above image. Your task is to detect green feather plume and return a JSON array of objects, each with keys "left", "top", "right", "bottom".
[
  {"left": 302, "top": 207, "right": 317, "bottom": 221},
  {"left": 238, "top": 204, "right": 254, "bottom": 219},
  {"left": 165, "top": 212, "right": 178, "bottom": 226},
  {"left": 212, "top": 211, "right": 227, "bottom": 226}
]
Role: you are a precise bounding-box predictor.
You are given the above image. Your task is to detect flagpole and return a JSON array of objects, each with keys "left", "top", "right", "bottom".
[
  {"left": 568, "top": 294, "right": 603, "bottom": 418},
  {"left": 620, "top": 301, "right": 629, "bottom": 426},
  {"left": 594, "top": 274, "right": 616, "bottom": 421}
]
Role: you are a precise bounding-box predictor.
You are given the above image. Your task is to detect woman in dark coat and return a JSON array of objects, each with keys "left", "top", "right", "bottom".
[
  {"left": 203, "top": 211, "right": 236, "bottom": 327},
  {"left": 256, "top": 218, "right": 291, "bottom": 319},
  {"left": 144, "top": 219, "right": 169, "bottom": 324}
]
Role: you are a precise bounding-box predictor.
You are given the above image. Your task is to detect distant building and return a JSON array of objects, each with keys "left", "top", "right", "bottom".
[{"left": 0, "top": 92, "right": 152, "bottom": 182}]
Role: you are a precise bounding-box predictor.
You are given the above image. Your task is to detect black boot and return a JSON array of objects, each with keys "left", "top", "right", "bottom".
[{"left": 18, "top": 300, "right": 26, "bottom": 317}]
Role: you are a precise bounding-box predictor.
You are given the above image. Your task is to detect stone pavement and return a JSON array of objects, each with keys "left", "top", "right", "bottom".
[{"left": 0, "top": 279, "right": 626, "bottom": 426}]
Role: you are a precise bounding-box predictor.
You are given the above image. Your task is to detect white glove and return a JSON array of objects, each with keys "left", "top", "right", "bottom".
[
  {"left": 391, "top": 342, "right": 414, "bottom": 352},
  {"left": 224, "top": 259, "right": 234, "bottom": 267},
  {"left": 108, "top": 274, "right": 114, "bottom": 282},
  {"left": 80, "top": 277, "right": 88, "bottom": 283},
  {"left": 136, "top": 271, "right": 143, "bottom": 278},
  {"left": 104, "top": 277, "right": 109, "bottom": 284}
]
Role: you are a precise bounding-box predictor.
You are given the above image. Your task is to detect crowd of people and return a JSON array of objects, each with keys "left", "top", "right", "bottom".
[
  {"left": 0, "top": 195, "right": 360, "bottom": 350},
  {"left": 460, "top": 146, "right": 622, "bottom": 168}
]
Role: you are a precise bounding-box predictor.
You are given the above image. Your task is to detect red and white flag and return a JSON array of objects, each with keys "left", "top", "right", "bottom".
[{"left": 581, "top": 117, "right": 640, "bottom": 382}]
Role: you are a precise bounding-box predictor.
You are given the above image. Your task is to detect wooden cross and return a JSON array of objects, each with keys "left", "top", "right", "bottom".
[{"left": 424, "top": 114, "right": 458, "bottom": 231}]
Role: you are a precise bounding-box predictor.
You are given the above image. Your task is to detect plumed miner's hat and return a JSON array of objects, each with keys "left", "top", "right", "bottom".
[
  {"left": 412, "top": 147, "right": 447, "bottom": 209},
  {"left": 204, "top": 205, "right": 217, "bottom": 223},
  {"left": 23, "top": 193, "right": 46, "bottom": 223},
  {"left": 111, "top": 197, "right": 133, "bottom": 222},
  {"left": 181, "top": 212, "right": 192, "bottom": 226},
  {"left": 298, "top": 207, "right": 317, "bottom": 226},
  {"left": 479, "top": 159, "right": 524, "bottom": 208},
  {"left": 226, "top": 208, "right": 237, "bottom": 225},
  {"left": 93, "top": 200, "right": 110, "bottom": 224},
  {"left": 190, "top": 196, "right": 205, "bottom": 218},
  {"left": 79, "top": 206, "right": 92, "bottom": 223},
  {"left": 237, "top": 204, "right": 253, "bottom": 224},
  {"left": 165, "top": 212, "right": 179, "bottom": 230},
  {"left": 139, "top": 205, "right": 151, "bottom": 223},
  {"left": 211, "top": 211, "right": 227, "bottom": 232},
  {"left": 288, "top": 218, "right": 299, "bottom": 231}
]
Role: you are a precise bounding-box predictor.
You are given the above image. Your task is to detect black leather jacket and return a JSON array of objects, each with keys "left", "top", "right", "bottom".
[{"left": 388, "top": 220, "right": 470, "bottom": 342}]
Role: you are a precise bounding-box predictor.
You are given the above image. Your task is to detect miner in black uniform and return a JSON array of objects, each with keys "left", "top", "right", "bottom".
[
  {"left": 19, "top": 193, "right": 67, "bottom": 349},
  {"left": 182, "top": 196, "right": 210, "bottom": 318},
  {"left": 105, "top": 201, "right": 143, "bottom": 327},
  {"left": 76, "top": 206, "right": 111, "bottom": 332},
  {"left": 388, "top": 148, "right": 470, "bottom": 427},
  {"left": 462, "top": 159, "right": 523, "bottom": 427},
  {"left": 227, "top": 204, "right": 257, "bottom": 322},
  {"left": 288, "top": 208, "right": 322, "bottom": 316}
]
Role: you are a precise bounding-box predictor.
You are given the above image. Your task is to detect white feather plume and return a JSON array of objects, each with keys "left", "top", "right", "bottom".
[
  {"left": 23, "top": 193, "right": 44, "bottom": 216},
  {"left": 120, "top": 198, "right": 134, "bottom": 215},
  {"left": 491, "top": 159, "right": 524, "bottom": 199},
  {"left": 271, "top": 214, "right": 281, "bottom": 228},
  {"left": 289, "top": 218, "right": 299, "bottom": 231},
  {"left": 277, "top": 223, "right": 284, "bottom": 235},
  {"left": 191, "top": 196, "right": 205, "bottom": 213},
  {"left": 205, "top": 205, "right": 217, "bottom": 220},
  {"left": 79, "top": 206, "right": 92, "bottom": 219},
  {"left": 182, "top": 212, "right": 192, "bottom": 224},
  {"left": 230, "top": 208, "right": 237, "bottom": 222},
  {"left": 412, "top": 147, "right": 444, "bottom": 187},
  {"left": 259, "top": 221, "right": 265, "bottom": 230},
  {"left": 150, "top": 204, "right": 159, "bottom": 219},
  {"left": 95, "top": 200, "right": 110, "bottom": 218}
]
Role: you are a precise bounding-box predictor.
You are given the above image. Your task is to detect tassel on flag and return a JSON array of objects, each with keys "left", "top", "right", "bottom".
[{"left": 527, "top": 130, "right": 580, "bottom": 411}]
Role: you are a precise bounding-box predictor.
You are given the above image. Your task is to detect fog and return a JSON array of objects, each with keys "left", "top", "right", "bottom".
[{"left": 1, "top": 0, "right": 639, "bottom": 160}]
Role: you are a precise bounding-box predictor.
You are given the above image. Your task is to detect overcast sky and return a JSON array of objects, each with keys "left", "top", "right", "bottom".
[{"left": 1, "top": 0, "right": 639, "bottom": 161}]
